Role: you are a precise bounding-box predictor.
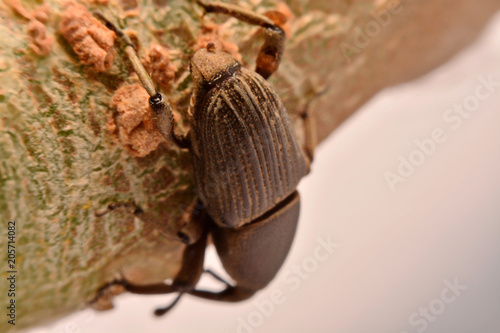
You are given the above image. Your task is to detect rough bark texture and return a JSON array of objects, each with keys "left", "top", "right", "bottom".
[{"left": 0, "top": 0, "right": 499, "bottom": 331}]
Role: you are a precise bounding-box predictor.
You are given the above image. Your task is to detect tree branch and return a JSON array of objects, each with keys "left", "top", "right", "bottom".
[{"left": 0, "top": 0, "right": 499, "bottom": 330}]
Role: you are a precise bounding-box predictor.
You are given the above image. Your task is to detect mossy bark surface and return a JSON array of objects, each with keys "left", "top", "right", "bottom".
[{"left": 0, "top": 0, "right": 499, "bottom": 331}]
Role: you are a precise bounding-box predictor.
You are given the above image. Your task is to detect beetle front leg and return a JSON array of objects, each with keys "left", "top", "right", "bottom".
[
  {"left": 94, "top": 13, "right": 190, "bottom": 149},
  {"left": 204, "top": 268, "right": 233, "bottom": 286},
  {"left": 188, "top": 285, "right": 256, "bottom": 303},
  {"left": 197, "top": 1, "right": 286, "bottom": 80}
]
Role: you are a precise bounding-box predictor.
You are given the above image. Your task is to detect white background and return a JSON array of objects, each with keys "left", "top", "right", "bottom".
[{"left": 29, "top": 11, "right": 500, "bottom": 333}]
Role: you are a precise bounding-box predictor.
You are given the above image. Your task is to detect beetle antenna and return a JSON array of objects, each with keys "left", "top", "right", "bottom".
[
  {"left": 154, "top": 292, "right": 184, "bottom": 316},
  {"left": 93, "top": 12, "right": 157, "bottom": 97}
]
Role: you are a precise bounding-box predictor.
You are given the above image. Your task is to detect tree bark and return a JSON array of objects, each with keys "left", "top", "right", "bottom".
[{"left": 1, "top": 0, "right": 499, "bottom": 330}]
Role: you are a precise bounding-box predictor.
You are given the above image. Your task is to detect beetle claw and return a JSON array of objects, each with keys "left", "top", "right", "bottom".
[
  {"left": 153, "top": 293, "right": 184, "bottom": 317},
  {"left": 89, "top": 278, "right": 128, "bottom": 311}
]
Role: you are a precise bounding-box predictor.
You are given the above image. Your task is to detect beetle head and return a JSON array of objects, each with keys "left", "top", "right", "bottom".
[{"left": 190, "top": 43, "right": 240, "bottom": 89}]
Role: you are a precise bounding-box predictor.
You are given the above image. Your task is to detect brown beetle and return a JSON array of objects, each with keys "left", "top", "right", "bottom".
[{"left": 94, "top": 0, "right": 316, "bottom": 316}]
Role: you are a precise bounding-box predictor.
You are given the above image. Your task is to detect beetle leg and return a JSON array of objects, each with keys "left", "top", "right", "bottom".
[
  {"left": 125, "top": 223, "right": 208, "bottom": 314},
  {"left": 91, "top": 224, "right": 208, "bottom": 314},
  {"left": 94, "top": 12, "right": 190, "bottom": 149},
  {"left": 196, "top": 1, "right": 286, "bottom": 80},
  {"left": 149, "top": 91, "right": 190, "bottom": 149},
  {"left": 188, "top": 286, "right": 256, "bottom": 303},
  {"left": 298, "top": 85, "right": 330, "bottom": 165},
  {"left": 154, "top": 292, "right": 184, "bottom": 316},
  {"left": 93, "top": 278, "right": 181, "bottom": 297},
  {"left": 175, "top": 199, "right": 208, "bottom": 245},
  {"left": 204, "top": 268, "right": 232, "bottom": 286}
]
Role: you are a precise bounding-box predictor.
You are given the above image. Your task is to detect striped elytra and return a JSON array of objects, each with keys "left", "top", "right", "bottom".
[{"left": 190, "top": 66, "right": 309, "bottom": 228}]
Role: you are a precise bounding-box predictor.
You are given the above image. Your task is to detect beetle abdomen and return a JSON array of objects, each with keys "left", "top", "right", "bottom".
[
  {"left": 193, "top": 67, "right": 308, "bottom": 228},
  {"left": 212, "top": 191, "right": 301, "bottom": 290}
]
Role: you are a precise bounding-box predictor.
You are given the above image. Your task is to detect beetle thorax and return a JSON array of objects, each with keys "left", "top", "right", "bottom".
[{"left": 190, "top": 48, "right": 240, "bottom": 88}]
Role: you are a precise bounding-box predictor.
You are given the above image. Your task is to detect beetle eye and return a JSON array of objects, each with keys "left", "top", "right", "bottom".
[{"left": 206, "top": 42, "right": 216, "bottom": 52}]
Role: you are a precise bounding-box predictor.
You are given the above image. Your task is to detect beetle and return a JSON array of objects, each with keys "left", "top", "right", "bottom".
[{"left": 93, "top": 0, "right": 316, "bottom": 316}]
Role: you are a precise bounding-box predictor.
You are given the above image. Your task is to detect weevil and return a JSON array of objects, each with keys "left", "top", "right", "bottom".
[{"left": 93, "top": 0, "right": 317, "bottom": 316}]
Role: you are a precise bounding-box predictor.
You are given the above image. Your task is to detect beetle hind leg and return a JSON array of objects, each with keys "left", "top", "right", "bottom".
[
  {"left": 204, "top": 268, "right": 233, "bottom": 286},
  {"left": 188, "top": 285, "right": 256, "bottom": 303},
  {"left": 197, "top": 0, "right": 286, "bottom": 79},
  {"left": 154, "top": 292, "right": 184, "bottom": 316}
]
